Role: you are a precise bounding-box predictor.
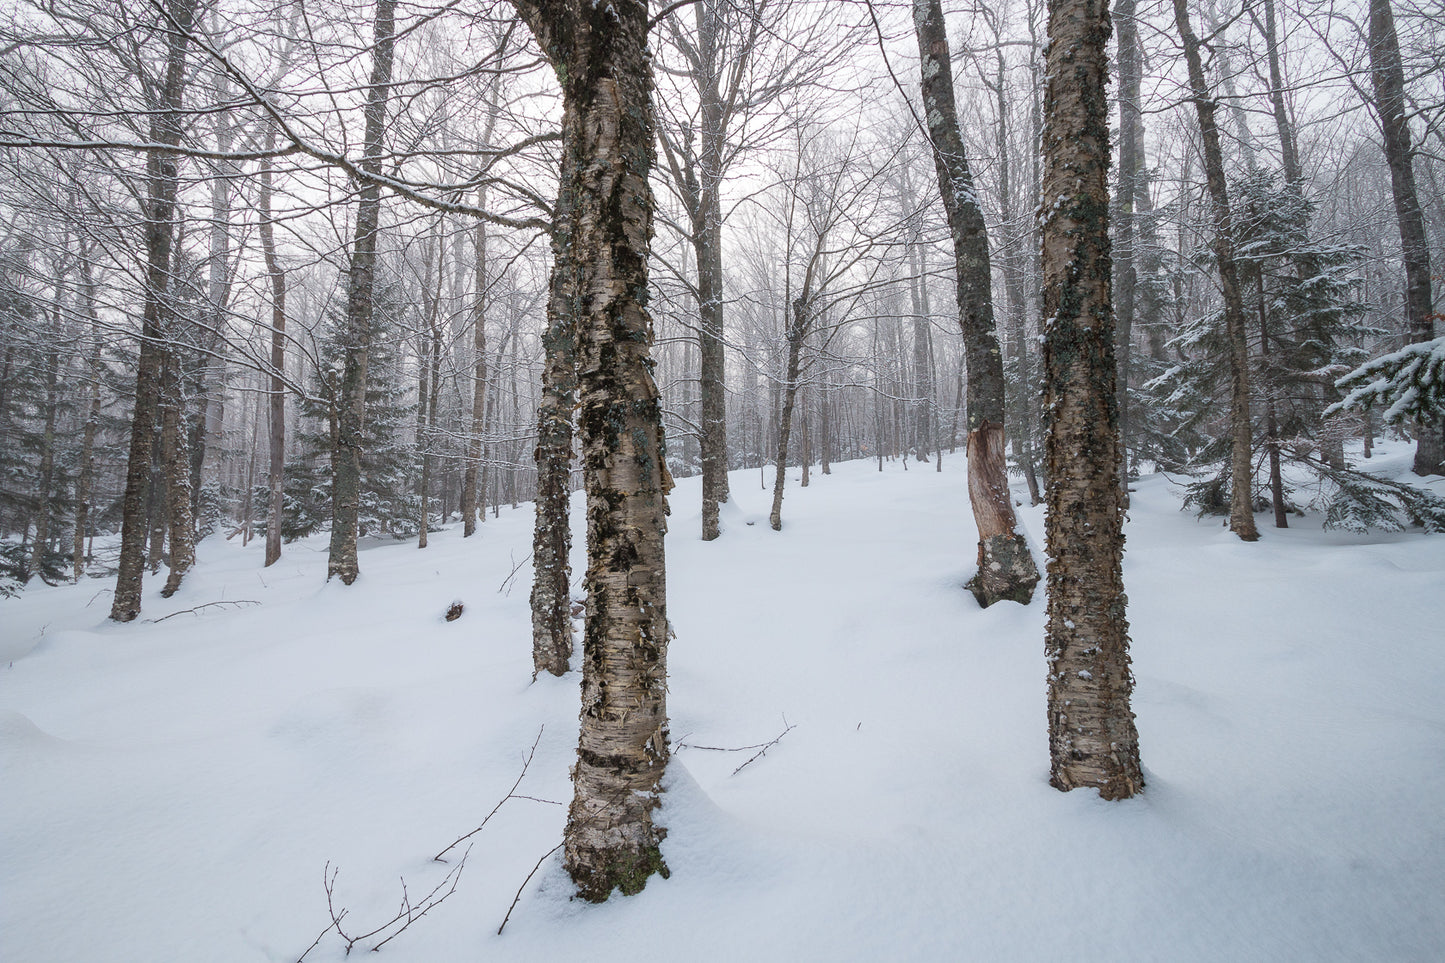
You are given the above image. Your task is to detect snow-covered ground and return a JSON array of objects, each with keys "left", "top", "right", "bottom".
[{"left": 4, "top": 444, "right": 1443, "bottom": 962}]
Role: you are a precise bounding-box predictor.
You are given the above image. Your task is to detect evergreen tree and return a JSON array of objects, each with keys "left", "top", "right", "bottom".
[{"left": 286, "top": 285, "right": 418, "bottom": 542}]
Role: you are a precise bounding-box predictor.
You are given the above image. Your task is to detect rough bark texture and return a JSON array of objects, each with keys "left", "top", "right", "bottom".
[
  {"left": 514, "top": 0, "right": 671, "bottom": 902},
  {"left": 327, "top": 0, "right": 396, "bottom": 584},
  {"left": 110, "top": 0, "right": 197, "bottom": 622},
  {"left": 1173, "top": 0, "right": 1260, "bottom": 541},
  {"left": 530, "top": 215, "right": 577, "bottom": 678},
  {"left": 1368, "top": 0, "right": 1441, "bottom": 476},
  {"left": 913, "top": 0, "right": 1039, "bottom": 606},
  {"left": 1040, "top": 0, "right": 1143, "bottom": 799}
]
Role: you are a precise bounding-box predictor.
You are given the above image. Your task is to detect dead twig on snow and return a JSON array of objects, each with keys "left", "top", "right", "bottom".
[
  {"left": 148, "top": 600, "right": 260, "bottom": 622},
  {"left": 675, "top": 715, "right": 796, "bottom": 776}
]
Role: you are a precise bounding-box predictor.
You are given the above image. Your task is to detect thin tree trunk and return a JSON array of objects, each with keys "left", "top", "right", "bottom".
[
  {"left": 111, "top": 0, "right": 197, "bottom": 621},
  {"left": 530, "top": 191, "right": 578, "bottom": 677},
  {"left": 1368, "top": 0, "right": 1441, "bottom": 476},
  {"left": 25, "top": 336, "right": 59, "bottom": 583},
  {"left": 769, "top": 294, "right": 808, "bottom": 530},
  {"left": 259, "top": 130, "right": 287, "bottom": 567},
  {"left": 1173, "top": 0, "right": 1260, "bottom": 541},
  {"left": 1257, "top": 273, "right": 1288, "bottom": 528},
  {"left": 327, "top": 0, "right": 397, "bottom": 584},
  {"left": 462, "top": 187, "right": 490, "bottom": 537},
  {"left": 1114, "top": 0, "right": 1140, "bottom": 498},
  {"left": 74, "top": 262, "right": 102, "bottom": 580},
  {"left": 514, "top": 0, "right": 671, "bottom": 901},
  {"left": 913, "top": 0, "right": 1039, "bottom": 605},
  {"left": 159, "top": 350, "right": 195, "bottom": 597},
  {"left": 1040, "top": 0, "right": 1143, "bottom": 799}
]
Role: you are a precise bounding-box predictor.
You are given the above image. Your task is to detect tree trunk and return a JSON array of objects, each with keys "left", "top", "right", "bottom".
[
  {"left": 530, "top": 231, "right": 577, "bottom": 677},
  {"left": 769, "top": 294, "right": 809, "bottom": 531},
  {"left": 1368, "top": 0, "right": 1441, "bottom": 476},
  {"left": 327, "top": 0, "right": 397, "bottom": 584},
  {"left": 25, "top": 337, "right": 59, "bottom": 584},
  {"left": 159, "top": 350, "right": 195, "bottom": 597},
  {"left": 514, "top": 0, "right": 671, "bottom": 901},
  {"left": 1114, "top": 0, "right": 1140, "bottom": 497},
  {"left": 462, "top": 187, "right": 490, "bottom": 537},
  {"left": 1173, "top": 0, "right": 1260, "bottom": 541},
  {"left": 913, "top": 0, "right": 1039, "bottom": 606},
  {"left": 74, "top": 263, "right": 101, "bottom": 580},
  {"left": 110, "top": 0, "right": 198, "bottom": 622},
  {"left": 1257, "top": 273, "right": 1288, "bottom": 528},
  {"left": 1040, "top": 0, "right": 1143, "bottom": 799},
  {"left": 258, "top": 131, "right": 287, "bottom": 567}
]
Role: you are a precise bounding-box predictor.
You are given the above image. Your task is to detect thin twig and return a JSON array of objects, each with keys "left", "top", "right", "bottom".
[
  {"left": 148, "top": 600, "right": 260, "bottom": 622},
  {"left": 497, "top": 842, "right": 564, "bottom": 936},
  {"left": 433, "top": 726, "right": 545, "bottom": 862},
  {"left": 733, "top": 717, "right": 796, "bottom": 776},
  {"left": 674, "top": 717, "right": 798, "bottom": 776},
  {"left": 498, "top": 551, "right": 531, "bottom": 596}
]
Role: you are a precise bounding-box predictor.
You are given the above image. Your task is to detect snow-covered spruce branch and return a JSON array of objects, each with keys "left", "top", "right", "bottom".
[{"left": 1330, "top": 335, "right": 1445, "bottom": 426}]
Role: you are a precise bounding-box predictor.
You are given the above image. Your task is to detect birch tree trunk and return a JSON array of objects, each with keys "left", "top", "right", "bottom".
[
  {"left": 912, "top": 0, "right": 1039, "bottom": 606},
  {"left": 327, "top": 0, "right": 397, "bottom": 584},
  {"left": 513, "top": 0, "right": 671, "bottom": 901},
  {"left": 111, "top": 0, "right": 198, "bottom": 621},
  {"left": 1173, "top": 0, "right": 1260, "bottom": 541},
  {"left": 1040, "top": 0, "right": 1143, "bottom": 799}
]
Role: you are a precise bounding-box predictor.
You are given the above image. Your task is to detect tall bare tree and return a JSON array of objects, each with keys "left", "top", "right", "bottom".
[
  {"left": 512, "top": 0, "right": 672, "bottom": 900},
  {"left": 1367, "top": 0, "right": 1441, "bottom": 476},
  {"left": 912, "top": 0, "right": 1040, "bottom": 606},
  {"left": 111, "top": 0, "right": 200, "bottom": 621},
  {"left": 1173, "top": 0, "right": 1260, "bottom": 541},
  {"left": 327, "top": 0, "right": 397, "bottom": 584},
  {"left": 1040, "top": 0, "right": 1143, "bottom": 798}
]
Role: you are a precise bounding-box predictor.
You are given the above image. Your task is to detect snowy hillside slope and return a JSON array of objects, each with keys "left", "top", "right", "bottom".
[{"left": 3, "top": 445, "right": 1443, "bottom": 962}]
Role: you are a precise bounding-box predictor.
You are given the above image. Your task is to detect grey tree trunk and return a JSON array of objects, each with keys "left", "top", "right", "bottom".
[
  {"left": 1114, "top": 0, "right": 1141, "bottom": 496},
  {"left": 1368, "top": 0, "right": 1441, "bottom": 476},
  {"left": 462, "top": 186, "right": 490, "bottom": 538},
  {"left": 514, "top": 0, "right": 671, "bottom": 901},
  {"left": 25, "top": 337, "right": 58, "bottom": 583},
  {"left": 159, "top": 350, "right": 195, "bottom": 597},
  {"left": 530, "top": 198, "right": 578, "bottom": 678},
  {"left": 912, "top": 0, "right": 1039, "bottom": 606},
  {"left": 74, "top": 261, "right": 102, "bottom": 580},
  {"left": 327, "top": 0, "right": 397, "bottom": 584},
  {"left": 258, "top": 131, "right": 287, "bottom": 568},
  {"left": 1173, "top": 0, "right": 1260, "bottom": 541},
  {"left": 1040, "top": 0, "right": 1143, "bottom": 800},
  {"left": 111, "top": 0, "right": 198, "bottom": 622},
  {"left": 769, "top": 293, "right": 810, "bottom": 531}
]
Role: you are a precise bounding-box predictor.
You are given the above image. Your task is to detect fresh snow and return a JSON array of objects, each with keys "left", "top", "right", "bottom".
[{"left": 3, "top": 444, "right": 1444, "bottom": 961}]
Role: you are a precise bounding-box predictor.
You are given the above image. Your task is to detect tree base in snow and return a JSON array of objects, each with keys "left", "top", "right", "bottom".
[
  {"left": 966, "top": 532, "right": 1040, "bottom": 607},
  {"left": 566, "top": 821, "right": 669, "bottom": 902}
]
